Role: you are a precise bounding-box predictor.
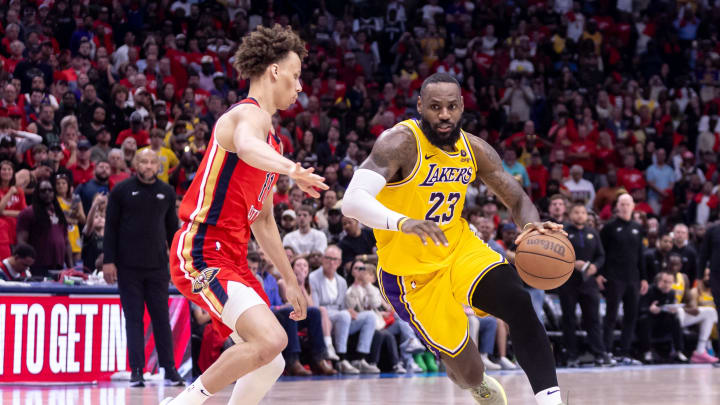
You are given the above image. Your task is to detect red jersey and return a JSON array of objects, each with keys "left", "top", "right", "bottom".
[{"left": 177, "top": 98, "right": 281, "bottom": 245}]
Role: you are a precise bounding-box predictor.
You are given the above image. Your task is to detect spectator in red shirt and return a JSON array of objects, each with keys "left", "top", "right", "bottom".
[
  {"left": 617, "top": 154, "right": 647, "bottom": 192},
  {"left": 108, "top": 148, "right": 131, "bottom": 189},
  {"left": 567, "top": 124, "right": 597, "bottom": 176},
  {"left": 116, "top": 111, "right": 149, "bottom": 147},
  {"left": 68, "top": 140, "right": 95, "bottom": 186},
  {"left": 527, "top": 151, "right": 549, "bottom": 201},
  {"left": 0, "top": 161, "right": 26, "bottom": 258}
]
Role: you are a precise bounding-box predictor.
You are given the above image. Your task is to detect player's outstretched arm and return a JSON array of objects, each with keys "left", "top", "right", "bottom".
[
  {"left": 250, "top": 192, "right": 307, "bottom": 321},
  {"left": 342, "top": 126, "right": 448, "bottom": 246},
  {"left": 218, "top": 107, "right": 328, "bottom": 197},
  {"left": 468, "top": 134, "right": 564, "bottom": 243}
]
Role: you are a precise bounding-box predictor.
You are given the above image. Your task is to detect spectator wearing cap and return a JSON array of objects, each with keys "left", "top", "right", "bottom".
[
  {"left": 45, "top": 142, "right": 73, "bottom": 181},
  {"left": 279, "top": 209, "right": 298, "bottom": 239},
  {"left": 17, "top": 179, "right": 73, "bottom": 277},
  {"left": 139, "top": 129, "right": 178, "bottom": 184},
  {"left": 0, "top": 243, "right": 35, "bottom": 281},
  {"left": 68, "top": 140, "right": 95, "bottom": 186},
  {"left": 283, "top": 205, "right": 328, "bottom": 256},
  {"left": 116, "top": 111, "right": 149, "bottom": 147},
  {"left": 0, "top": 161, "right": 26, "bottom": 258},
  {"left": 338, "top": 216, "right": 377, "bottom": 271},
  {"left": 89, "top": 126, "right": 112, "bottom": 163},
  {"left": 74, "top": 160, "right": 111, "bottom": 214}
]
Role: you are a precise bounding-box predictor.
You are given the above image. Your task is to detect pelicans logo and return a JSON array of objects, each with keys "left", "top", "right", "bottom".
[{"left": 192, "top": 267, "right": 220, "bottom": 294}]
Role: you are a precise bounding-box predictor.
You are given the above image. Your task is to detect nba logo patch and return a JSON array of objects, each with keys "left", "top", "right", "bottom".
[{"left": 192, "top": 267, "right": 220, "bottom": 293}]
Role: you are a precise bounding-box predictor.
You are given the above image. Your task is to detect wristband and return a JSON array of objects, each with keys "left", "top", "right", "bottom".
[
  {"left": 581, "top": 262, "right": 590, "bottom": 272},
  {"left": 398, "top": 217, "right": 410, "bottom": 232}
]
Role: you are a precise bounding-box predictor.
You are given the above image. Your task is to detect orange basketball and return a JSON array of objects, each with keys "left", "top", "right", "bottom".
[{"left": 515, "top": 231, "right": 575, "bottom": 290}]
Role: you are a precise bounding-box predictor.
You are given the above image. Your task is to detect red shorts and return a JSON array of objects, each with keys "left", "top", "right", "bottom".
[{"left": 170, "top": 221, "right": 270, "bottom": 338}]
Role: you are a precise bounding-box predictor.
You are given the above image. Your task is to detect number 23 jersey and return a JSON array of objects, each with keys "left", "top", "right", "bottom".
[{"left": 374, "top": 119, "right": 478, "bottom": 276}]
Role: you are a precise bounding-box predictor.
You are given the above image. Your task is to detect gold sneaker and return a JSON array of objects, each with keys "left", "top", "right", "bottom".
[{"left": 469, "top": 374, "right": 508, "bottom": 404}]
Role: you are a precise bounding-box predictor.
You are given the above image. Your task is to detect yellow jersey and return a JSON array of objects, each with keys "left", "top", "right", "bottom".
[
  {"left": 671, "top": 272, "right": 685, "bottom": 304},
  {"left": 375, "top": 119, "right": 478, "bottom": 276}
]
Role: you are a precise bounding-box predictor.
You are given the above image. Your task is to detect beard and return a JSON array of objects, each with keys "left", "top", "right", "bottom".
[
  {"left": 419, "top": 117, "right": 462, "bottom": 148},
  {"left": 329, "top": 220, "right": 343, "bottom": 235},
  {"left": 703, "top": 279, "right": 711, "bottom": 288}
]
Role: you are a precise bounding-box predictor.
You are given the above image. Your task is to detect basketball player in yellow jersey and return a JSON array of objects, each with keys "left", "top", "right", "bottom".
[{"left": 343, "top": 73, "right": 566, "bottom": 405}]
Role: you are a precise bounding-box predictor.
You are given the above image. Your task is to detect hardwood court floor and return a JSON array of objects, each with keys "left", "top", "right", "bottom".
[{"left": 1, "top": 364, "right": 718, "bottom": 405}]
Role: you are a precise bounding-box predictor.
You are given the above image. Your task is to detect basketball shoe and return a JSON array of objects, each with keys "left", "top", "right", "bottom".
[{"left": 469, "top": 374, "right": 507, "bottom": 404}]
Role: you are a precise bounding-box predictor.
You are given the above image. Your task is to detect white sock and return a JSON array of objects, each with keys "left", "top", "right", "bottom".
[
  {"left": 171, "top": 377, "right": 212, "bottom": 405},
  {"left": 228, "top": 353, "right": 285, "bottom": 405},
  {"left": 324, "top": 336, "right": 334, "bottom": 347},
  {"left": 535, "top": 387, "right": 562, "bottom": 405}
]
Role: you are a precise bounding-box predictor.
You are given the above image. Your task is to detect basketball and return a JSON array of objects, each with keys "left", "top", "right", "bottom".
[{"left": 515, "top": 231, "right": 576, "bottom": 290}]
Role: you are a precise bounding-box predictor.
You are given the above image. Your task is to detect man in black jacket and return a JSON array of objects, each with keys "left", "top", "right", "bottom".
[
  {"left": 102, "top": 149, "right": 184, "bottom": 387},
  {"left": 644, "top": 233, "right": 674, "bottom": 282},
  {"left": 560, "top": 202, "right": 614, "bottom": 367},
  {"left": 636, "top": 270, "right": 684, "bottom": 363},
  {"left": 671, "top": 223, "right": 699, "bottom": 284},
  {"left": 598, "top": 193, "right": 648, "bottom": 364}
]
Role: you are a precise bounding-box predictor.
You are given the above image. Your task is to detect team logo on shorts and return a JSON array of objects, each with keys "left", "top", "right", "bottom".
[{"left": 192, "top": 267, "right": 220, "bottom": 294}]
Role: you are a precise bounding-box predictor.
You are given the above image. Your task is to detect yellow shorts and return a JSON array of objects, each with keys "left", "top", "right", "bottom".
[{"left": 377, "top": 231, "right": 507, "bottom": 358}]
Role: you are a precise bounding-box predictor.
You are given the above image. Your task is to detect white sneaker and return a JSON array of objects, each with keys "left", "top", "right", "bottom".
[
  {"left": 326, "top": 344, "right": 340, "bottom": 361},
  {"left": 408, "top": 360, "right": 424, "bottom": 373},
  {"left": 469, "top": 374, "right": 508, "bottom": 404},
  {"left": 159, "top": 398, "right": 174, "bottom": 405},
  {"left": 498, "top": 357, "right": 519, "bottom": 370},
  {"left": 480, "top": 353, "right": 502, "bottom": 370},
  {"left": 393, "top": 363, "right": 407, "bottom": 374},
  {"left": 354, "top": 359, "right": 381, "bottom": 374},
  {"left": 406, "top": 338, "right": 426, "bottom": 354},
  {"left": 337, "top": 359, "right": 360, "bottom": 374}
]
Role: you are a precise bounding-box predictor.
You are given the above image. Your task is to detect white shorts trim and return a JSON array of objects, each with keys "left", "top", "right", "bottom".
[{"left": 220, "top": 281, "right": 266, "bottom": 334}]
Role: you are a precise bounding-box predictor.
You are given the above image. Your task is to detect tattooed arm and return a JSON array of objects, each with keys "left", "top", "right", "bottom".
[{"left": 468, "top": 134, "right": 564, "bottom": 242}]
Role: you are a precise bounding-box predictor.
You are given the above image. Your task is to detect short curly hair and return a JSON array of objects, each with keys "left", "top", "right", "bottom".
[{"left": 233, "top": 24, "right": 307, "bottom": 80}]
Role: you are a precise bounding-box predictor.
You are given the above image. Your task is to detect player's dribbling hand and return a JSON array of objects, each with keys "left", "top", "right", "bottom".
[
  {"left": 514, "top": 221, "right": 567, "bottom": 245},
  {"left": 400, "top": 218, "right": 449, "bottom": 246},
  {"left": 284, "top": 282, "right": 308, "bottom": 321},
  {"left": 288, "top": 162, "right": 328, "bottom": 198}
]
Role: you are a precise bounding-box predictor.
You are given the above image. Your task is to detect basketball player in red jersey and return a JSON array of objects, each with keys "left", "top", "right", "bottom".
[{"left": 161, "top": 25, "right": 327, "bottom": 405}]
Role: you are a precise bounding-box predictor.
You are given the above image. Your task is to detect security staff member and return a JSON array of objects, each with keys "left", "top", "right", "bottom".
[
  {"left": 597, "top": 193, "right": 648, "bottom": 365},
  {"left": 103, "top": 149, "right": 184, "bottom": 387},
  {"left": 559, "top": 202, "right": 613, "bottom": 367}
]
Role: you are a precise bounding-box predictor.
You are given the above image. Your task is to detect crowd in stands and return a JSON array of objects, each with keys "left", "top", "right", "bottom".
[{"left": 1, "top": 0, "right": 720, "bottom": 375}]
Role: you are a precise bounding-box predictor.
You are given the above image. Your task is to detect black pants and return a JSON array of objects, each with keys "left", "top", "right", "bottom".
[
  {"left": 602, "top": 278, "right": 639, "bottom": 356},
  {"left": 369, "top": 329, "right": 400, "bottom": 370},
  {"left": 558, "top": 274, "right": 605, "bottom": 358},
  {"left": 471, "top": 264, "right": 558, "bottom": 394},
  {"left": 118, "top": 266, "right": 175, "bottom": 370},
  {"left": 637, "top": 313, "right": 683, "bottom": 353},
  {"left": 274, "top": 306, "right": 325, "bottom": 363},
  {"left": 712, "top": 272, "right": 720, "bottom": 328}
]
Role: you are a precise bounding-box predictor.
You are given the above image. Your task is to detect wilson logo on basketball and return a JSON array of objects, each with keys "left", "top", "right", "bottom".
[{"left": 525, "top": 238, "right": 566, "bottom": 256}]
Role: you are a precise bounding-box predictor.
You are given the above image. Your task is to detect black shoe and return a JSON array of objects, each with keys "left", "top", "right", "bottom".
[
  {"left": 130, "top": 368, "right": 145, "bottom": 387},
  {"left": 164, "top": 367, "right": 185, "bottom": 386}
]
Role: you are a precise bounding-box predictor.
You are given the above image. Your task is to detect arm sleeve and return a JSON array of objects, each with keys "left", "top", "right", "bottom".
[
  {"left": 103, "top": 186, "right": 121, "bottom": 264},
  {"left": 341, "top": 169, "right": 406, "bottom": 231}
]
